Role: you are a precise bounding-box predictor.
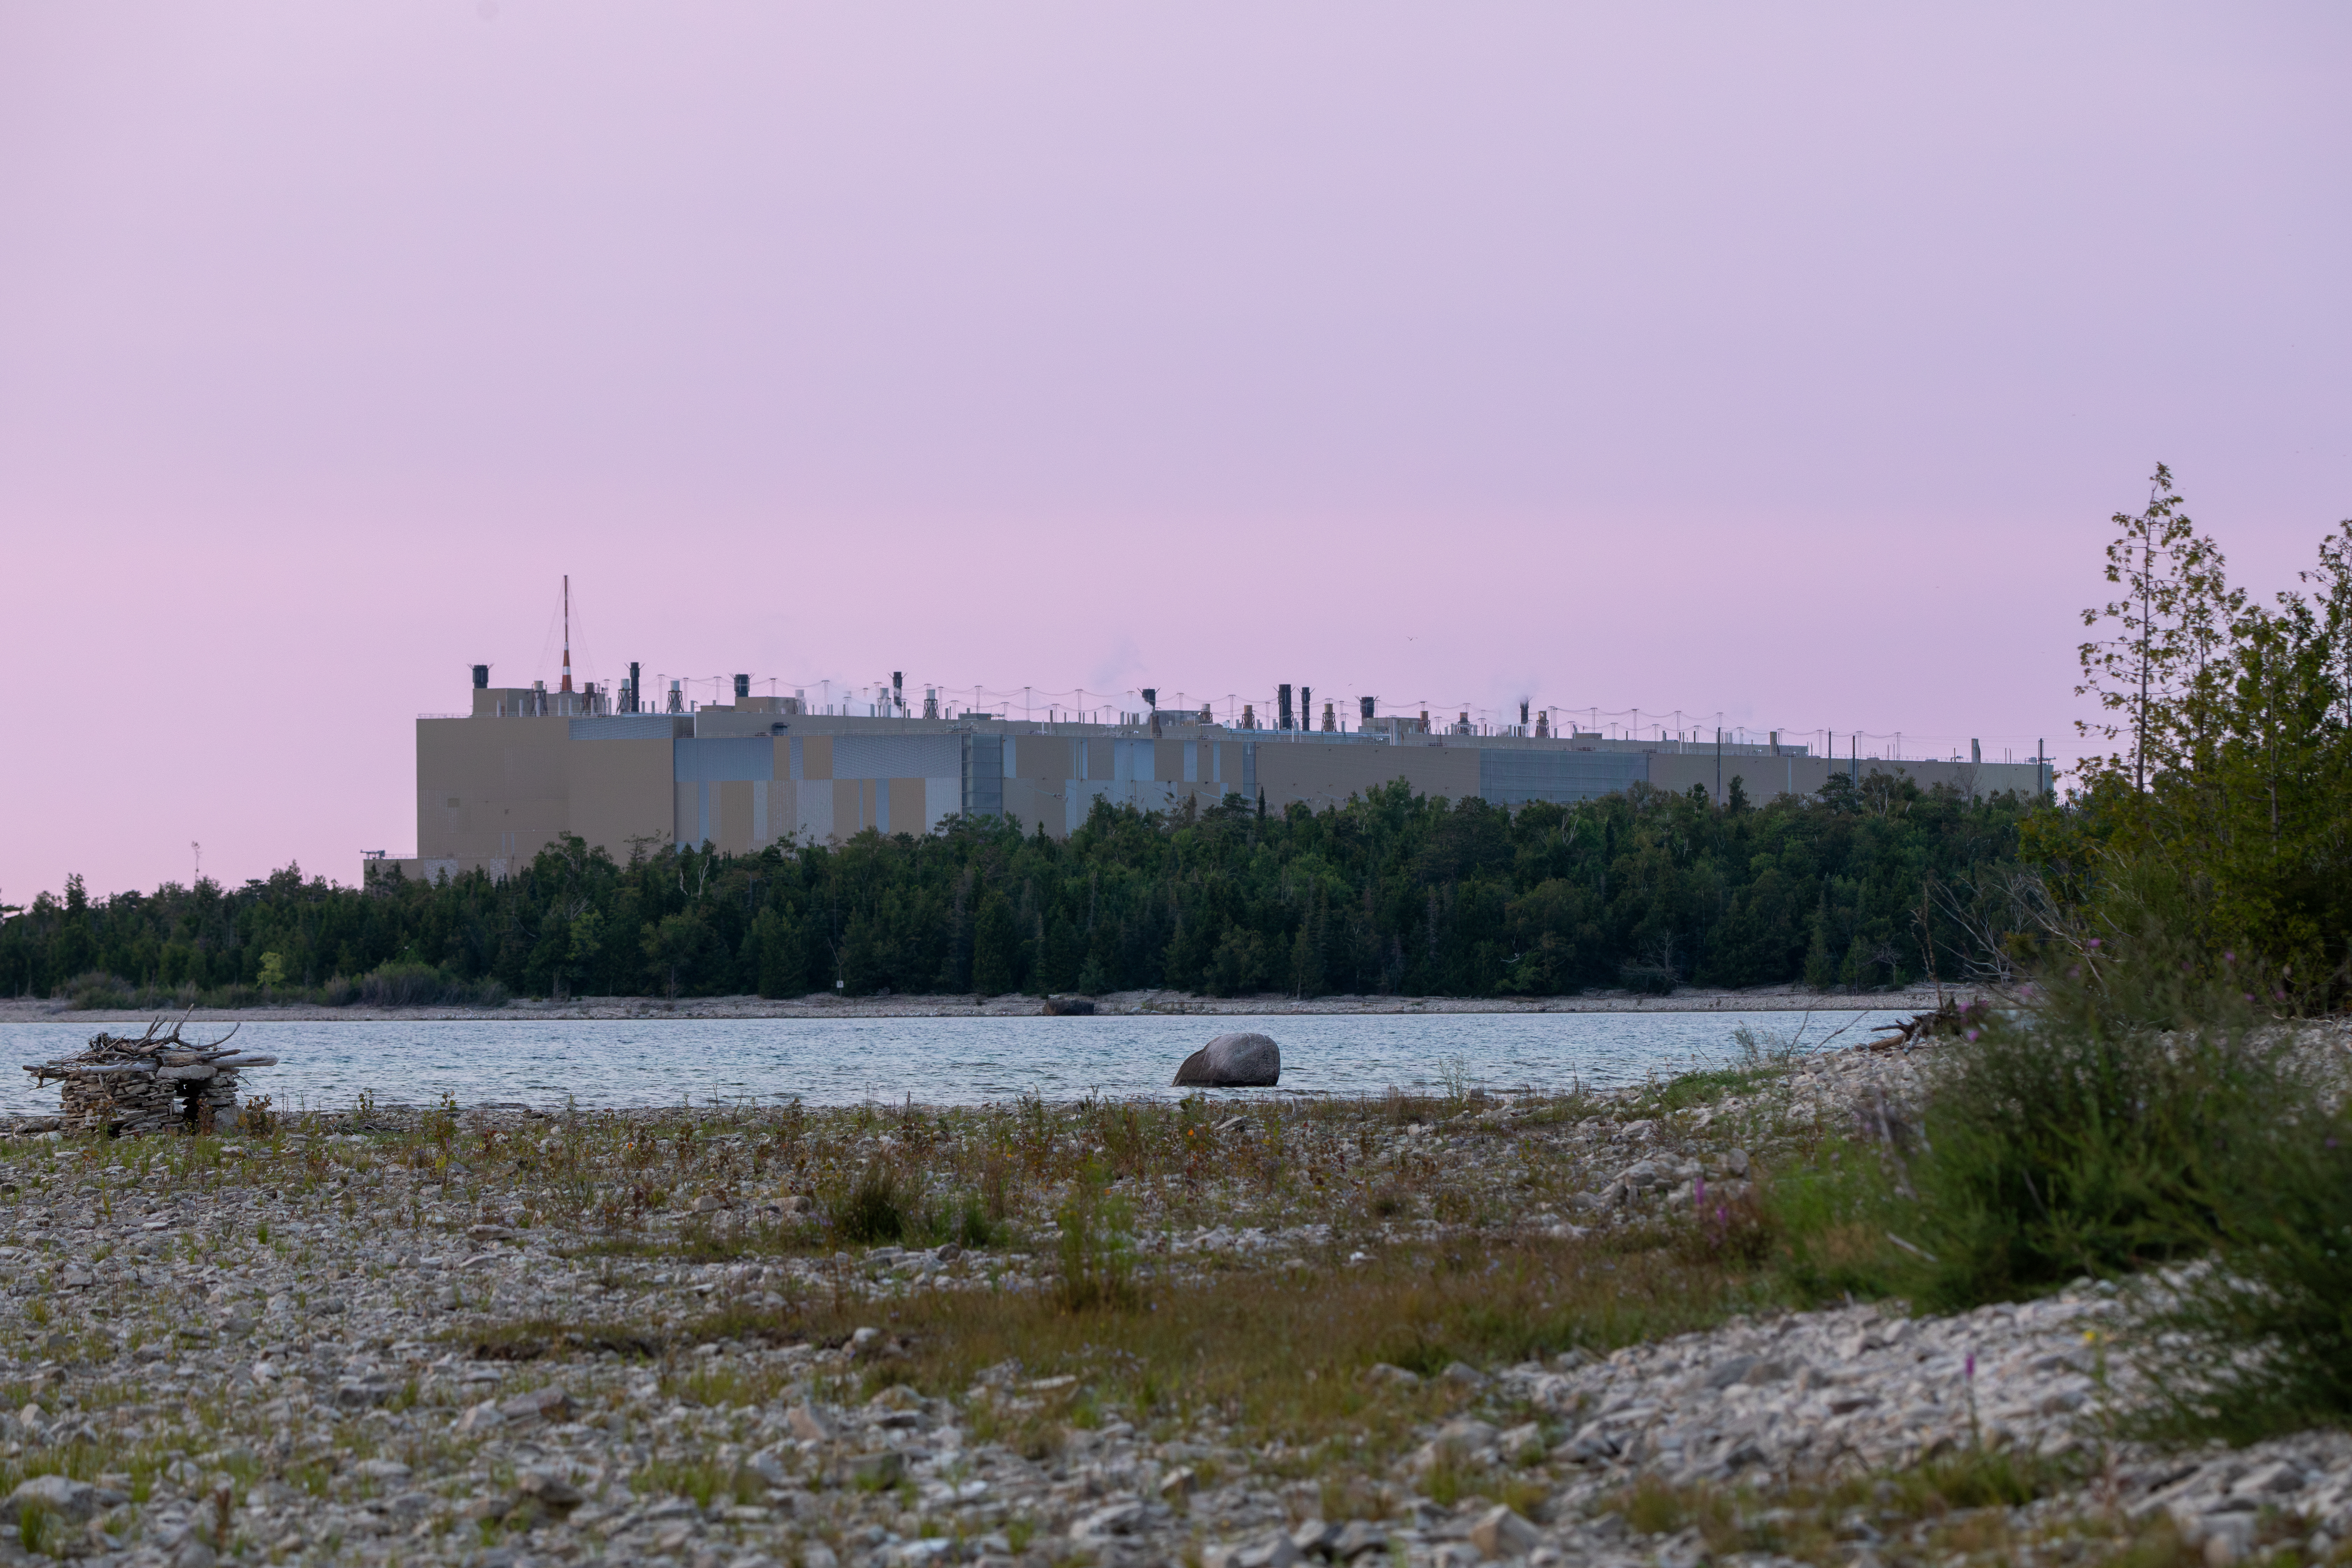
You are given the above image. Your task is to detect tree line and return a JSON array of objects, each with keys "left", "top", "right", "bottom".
[{"left": 0, "top": 773, "right": 2039, "bottom": 1006}]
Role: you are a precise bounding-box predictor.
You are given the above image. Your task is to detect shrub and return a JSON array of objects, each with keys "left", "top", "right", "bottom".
[
  {"left": 349, "top": 961, "right": 509, "bottom": 1008},
  {"left": 1904, "top": 893, "right": 2288, "bottom": 1310},
  {"left": 830, "top": 1162, "right": 908, "bottom": 1245},
  {"left": 1054, "top": 1162, "right": 1138, "bottom": 1312},
  {"left": 65, "top": 971, "right": 135, "bottom": 1010},
  {"left": 2137, "top": 1095, "right": 2352, "bottom": 1443}
]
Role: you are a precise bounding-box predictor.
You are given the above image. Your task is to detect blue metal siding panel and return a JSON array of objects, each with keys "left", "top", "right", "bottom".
[
  {"left": 1476, "top": 749, "right": 1647, "bottom": 805},
  {"left": 964, "top": 735, "right": 1004, "bottom": 818},
  {"left": 674, "top": 737, "right": 775, "bottom": 782},
  {"left": 831, "top": 734, "right": 961, "bottom": 780}
]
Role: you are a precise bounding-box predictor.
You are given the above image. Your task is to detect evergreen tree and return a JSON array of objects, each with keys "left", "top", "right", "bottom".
[{"left": 971, "top": 891, "right": 1018, "bottom": 995}]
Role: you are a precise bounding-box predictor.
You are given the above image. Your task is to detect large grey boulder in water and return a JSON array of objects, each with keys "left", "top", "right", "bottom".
[{"left": 1172, "top": 1032, "right": 1280, "bottom": 1087}]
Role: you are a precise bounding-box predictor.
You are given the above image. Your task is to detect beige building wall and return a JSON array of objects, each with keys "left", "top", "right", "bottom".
[
  {"left": 412, "top": 716, "right": 569, "bottom": 876},
  {"left": 388, "top": 704, "right": 2052, "bottom": 885},
  {"left": 569, "top": 738, "right": 674, "bottom": 860}
]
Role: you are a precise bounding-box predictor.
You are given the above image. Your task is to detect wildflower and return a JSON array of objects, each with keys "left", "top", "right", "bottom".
[
  {"left": 2087, "top": 938, "right": 2101, "bottom": 948},
  {"left": 1965, "top": 1028, "right": 1979, "bottom": 1042},
  {"left": 1965, "top": 1352, "right": 1975, "bottom": 1381}
]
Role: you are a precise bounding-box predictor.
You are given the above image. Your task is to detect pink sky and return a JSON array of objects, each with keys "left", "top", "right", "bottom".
[{"left": 4, "top": 3, "right": 2348, "bottom": 901}]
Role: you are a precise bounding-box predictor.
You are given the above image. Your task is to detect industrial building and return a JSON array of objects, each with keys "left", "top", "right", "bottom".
[{"left": 373, "top": 666, "right": 2051, "bottom": 883}]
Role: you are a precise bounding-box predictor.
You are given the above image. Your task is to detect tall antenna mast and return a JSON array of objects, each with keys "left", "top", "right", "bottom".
[{"left": 561, "top": 575, "right": 573, "bottom": 694}]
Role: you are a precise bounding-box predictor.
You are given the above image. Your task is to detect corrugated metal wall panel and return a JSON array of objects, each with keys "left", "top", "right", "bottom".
[
  {"left": 674, "top": 737, "right": 775, "bottom": 782},
  {"left": 964, "top": 735, "right": 1004, "bottom": 818},
  {"left": 831, "top": 734, "right": 962, "bottom": 780},
  {"left": 1476, "top": 749, "right": 1648, "bottom": 805}
]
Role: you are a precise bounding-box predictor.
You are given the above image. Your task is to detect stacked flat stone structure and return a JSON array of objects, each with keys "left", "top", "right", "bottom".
[{"left": 20, "top": 1019, "right": 276, "bottom": 1135}]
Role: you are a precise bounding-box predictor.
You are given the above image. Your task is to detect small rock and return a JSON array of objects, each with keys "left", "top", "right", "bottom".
[
  {"left": 499, "top": 1386, "right": 574, "bottom": 1424},
  {"left": 455, "top": 1401, "right": 506, "bottom": 1434},
  {"left": 1702, "top": 1355, "right": 1758, "bottom": 1390},
  {"left": 1364, "top": 1363, "right": 1421, "bottom": 1388},
  {"left": 1291, "top": 1519, "right": 1340, "bottom": 1558},
  {"left": 1159, "top": 1466, "right": 1197, "bottom": 1500},
  {"left": 4, "top": 1475, "right": 98, "bottom": 1524},
  {"left": 1209, "top": 1532, "right": 1304, "bottom": 1568},
  {"left": 1470, "top": 1505, "right": 1541, "bottom": 1560},
  {"left": 1072, "top": 1500, "right": 1147, "bottom": 1541},
  {"left": 1332, "top": 1521, "right": 1390, "bottom": 1560},
  {"left": 788, "top": 1402, "right": 838, "bottom": 1443}
]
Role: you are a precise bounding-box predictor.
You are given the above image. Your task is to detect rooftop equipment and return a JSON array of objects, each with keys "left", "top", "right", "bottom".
[
  {"left": 472, "top": 664, "right": 489, "bottom": 689},
  {"left": 734, "top": 673, "right": 750, "bottom": 703},
  {"left": 1278, "top": 685, "right": 1293, "bottom": 730}
]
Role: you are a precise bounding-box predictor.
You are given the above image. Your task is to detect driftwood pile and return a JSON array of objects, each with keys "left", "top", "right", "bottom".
[
  {"left": 20, "top": 1018, "right": 277, "bottom": 1136},
  {"left": 1866, "top": 997, "right": 1980, "bottom": 1051}
]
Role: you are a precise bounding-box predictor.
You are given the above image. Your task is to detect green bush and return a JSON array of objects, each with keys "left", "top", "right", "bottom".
[
  {"left": 1905, "top": 889, "right": 2285, "bottom": 1310},
  {"left": 1055, "top": 1162, "right": 1138, "bottom": 1312},
  {"left": 830, "top": 1162, "right": 908, "bottom": 1245},
  {"left": 2137, "top": 1096, "right": 2352, "bottom": 1443}
]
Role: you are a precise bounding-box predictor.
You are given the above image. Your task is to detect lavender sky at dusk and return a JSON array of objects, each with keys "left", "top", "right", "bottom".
[{"left": 3, "top": 3, "right": 2347, "bottom": 900}]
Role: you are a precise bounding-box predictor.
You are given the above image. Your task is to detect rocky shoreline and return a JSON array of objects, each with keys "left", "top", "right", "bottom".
[{"left": 0, "top": 1034, "right": 2327, "bottom": 1568}]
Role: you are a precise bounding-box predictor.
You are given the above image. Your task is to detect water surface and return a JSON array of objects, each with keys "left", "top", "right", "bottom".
[{"left": 0, "top": 1010, "right": 1904, "bottom": 1114}]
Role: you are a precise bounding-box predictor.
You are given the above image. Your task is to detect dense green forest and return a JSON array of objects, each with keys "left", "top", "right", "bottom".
[{"left": 0, "top": 773, "right": 2038, "bottom": 1006}]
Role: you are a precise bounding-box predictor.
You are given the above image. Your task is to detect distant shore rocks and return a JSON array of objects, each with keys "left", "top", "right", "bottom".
[
  {"left": 1173, "top": 1032, "right": 1280, "bottom": 1087},
  {"left": 1041, "top": 996, "right": 1096, "bottom": 1016}
]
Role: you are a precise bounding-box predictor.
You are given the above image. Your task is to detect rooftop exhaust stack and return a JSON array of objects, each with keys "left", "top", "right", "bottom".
[
  {"left": 627, "top": 662, "right": 640, "bottom": 714},
  {"left": 666, "top": 679, "right": 683, "bottom": 715},
  {"left": 1520, "top": 701, "right": 1530, "bottom": 728},
  {"left": 1300, "top": 687, "right": 1311, "bottom": 732},
  {"left": 1141, "top": 688, "right": 1157, "bottom": 710},
  {"left": 892, "top": 672, "right": 904, "bottom": 715},
  {"left": 472, "top": 665, "right": 489, "bottom": 689},
  {"left": 560, "top": 575, "right": 573, "bottom": 694},
  {"left": 733, "top": 673, "right": 750, "bottom": 704},
  {"left": 1278, "top": 684, "right": 1293, "bottom": 730},
  {"left": 1359, "top": 695, "right": 1376, "bottom": 724}
]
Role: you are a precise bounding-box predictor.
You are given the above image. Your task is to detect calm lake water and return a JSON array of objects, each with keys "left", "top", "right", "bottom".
[{"left": 0, "top": 1010, "right": 1908, "bottom": 1115}]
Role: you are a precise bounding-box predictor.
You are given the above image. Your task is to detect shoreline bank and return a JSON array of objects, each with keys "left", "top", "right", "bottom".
[{"left": 0, "top": 981, "right": 1969, "bottom": 1025}]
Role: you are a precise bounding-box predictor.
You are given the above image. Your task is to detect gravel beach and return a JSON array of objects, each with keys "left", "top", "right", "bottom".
[{"left": 0, "top": 1034, "right": 2332, "bottom": 1568}]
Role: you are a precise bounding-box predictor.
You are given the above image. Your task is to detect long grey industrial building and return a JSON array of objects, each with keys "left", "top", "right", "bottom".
[{"left": 374, "top": 670, "right": 2050, "bottom": 882}]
